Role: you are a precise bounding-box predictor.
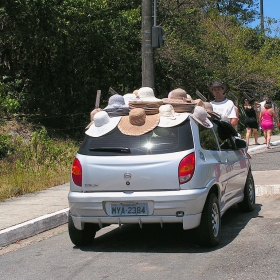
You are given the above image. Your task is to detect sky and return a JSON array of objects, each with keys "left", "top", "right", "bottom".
[{"left": 249, "top": 0, "right": 280, "bottom": 37}]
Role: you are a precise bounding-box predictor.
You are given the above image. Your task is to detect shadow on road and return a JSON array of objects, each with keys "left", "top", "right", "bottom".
[{"left": 74, "top": 203, "right": 262, "bottom": 253}]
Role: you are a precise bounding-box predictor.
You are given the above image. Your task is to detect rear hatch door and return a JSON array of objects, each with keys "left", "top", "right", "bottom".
[{"left": 79, "top": 151, "right": 192, "bottom": 192}]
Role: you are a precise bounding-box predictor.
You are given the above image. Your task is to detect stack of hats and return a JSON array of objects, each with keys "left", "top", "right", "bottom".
[
  {"left": 162, "top": 88, "right": 197, "bottom": 113},
  {"left": 129, "top": 87, "right": 163, "bottom": 115},
  {"left": 85, "top": 86, "right": 214, "bottom": 137}
]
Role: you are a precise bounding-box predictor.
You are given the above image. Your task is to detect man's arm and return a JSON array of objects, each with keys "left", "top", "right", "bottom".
[
  {"left": 230, "top": 105, "right": 239, "bottom": 127},
  {"left": 230, "top": 117, "right": 238, "bottom": 127}
]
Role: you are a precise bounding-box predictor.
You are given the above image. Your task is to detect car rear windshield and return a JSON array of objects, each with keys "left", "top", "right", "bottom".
[{"left": 78, "top": 119, "right": 194, "bottom": 156}]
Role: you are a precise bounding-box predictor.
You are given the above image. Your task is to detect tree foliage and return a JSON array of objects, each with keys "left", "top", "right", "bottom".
[
  {"left": 0, "top": 0, "right": 279, "bottom": 135},
  {"left": 1, "top": 0, "right": 141, "bottom": 131}
]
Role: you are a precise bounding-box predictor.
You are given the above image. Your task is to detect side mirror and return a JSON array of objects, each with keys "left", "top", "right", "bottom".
[{"left": 235, "top": 138, "right": 247, "bottom": 149}]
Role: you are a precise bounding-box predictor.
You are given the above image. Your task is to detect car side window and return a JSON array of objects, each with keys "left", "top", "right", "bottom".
[{"left": 198, "top": 125, "right": 219, "bottom": 151}]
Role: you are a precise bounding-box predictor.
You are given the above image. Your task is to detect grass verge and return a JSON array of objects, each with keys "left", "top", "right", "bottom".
[{"left": 0, "top": 124, "right": 79, "bottom": 201}]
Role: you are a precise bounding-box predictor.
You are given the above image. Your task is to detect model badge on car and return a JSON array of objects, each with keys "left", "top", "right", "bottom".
[{"left": 124, "top": 173, "right": 131, "bottom": 185}]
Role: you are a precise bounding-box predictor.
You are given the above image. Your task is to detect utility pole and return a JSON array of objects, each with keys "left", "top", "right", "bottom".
[
  {"left": 260, "top": 0, "right": 264, "bottom": 33},
  {"left": 141, "top": 0, "right": 154, "bottom": 88}
]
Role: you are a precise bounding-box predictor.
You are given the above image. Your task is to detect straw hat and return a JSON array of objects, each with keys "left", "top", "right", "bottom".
[
  {"left": 190, "top": 106, "right": 213, "bottom": 128},
  {"left": 204, "top": 102, "right": 213, "bottom": 111},
  {"left": 170, "top": 88, "right": 187, "bottom": 99},
  {"left": 123, "top": 93, "right": 138, "bottom": 105},
  {"left": 194, "top": 99, "right": 206, "bottom": 108},
  {"left": 86, "top": 111, "right": 121, "bottom": 137},
  {"left": 158, "top": 104, "right": 189, "bottom": 127},
  {"left": 138, "top": 87, "right": 162, "bottom": 102},
  {"left": 169, "top": 88, "right": 192, "bottom": 100},
  {"left": 133, "top": 89, "right": 139, "bottom": 96},
  {"left": 118, "top": 108, "right": 160, "bottom": 136},
  {"left": 204, "top": 102, "right": 221, "bottom": 120}
]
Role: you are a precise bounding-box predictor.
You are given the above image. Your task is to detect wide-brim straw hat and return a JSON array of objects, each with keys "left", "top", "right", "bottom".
[
  {"left": 190, "top": 106, "right": 213, "bottom": 128},
  {"left": 85, "top": 108, "right": 102, "bottom": 129},
  {"left": 138, "top": 87, "right": 162, "bottom": 102},
  {"left": 158, "top": 104, "right": 189, "bottom": 127},
  {"left": 118, "top": 108, "right": 160, "bottom": 136},
  {"left": 209, "top": 81, "right": 227, "bottom": 92},
  {"left": 194, "top": 99, "right": 205, "bottom": 107},
  {"left": 86, "top": 111, "right": 121, "bottom": 137},
  {"left": 162, "top": 98, "right": 197, "bottom": 113}
]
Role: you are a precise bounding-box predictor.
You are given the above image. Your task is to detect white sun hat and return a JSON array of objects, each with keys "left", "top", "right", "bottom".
[
  {"left": 158, "top": 104, "right": 189, "bottom": 127},
  {"left": 85, "top": 111, "right": 121, "bottom": 137},
  {"left": 123, "top": 93, "right": 139, "bottom": 105},
  {"left": 190, "top": 106, "right": 213, "bottom": 128},
  {"left": 137, "top": 87, "right": 162, "bottom": 102}
]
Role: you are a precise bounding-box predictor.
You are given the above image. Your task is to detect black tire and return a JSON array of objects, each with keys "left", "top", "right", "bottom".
[
  {"left": 196, "top": 193, "right": 221, "bottom": 247},
  {"left": 238, "top": 170, "right": 255, "bottom": 212},
  {"left": 68, "top": 214, "right": 98, "bottom": 246}
]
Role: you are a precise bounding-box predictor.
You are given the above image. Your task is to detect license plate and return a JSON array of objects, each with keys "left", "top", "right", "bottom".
[{"left": 110, "top": 203, "right": 148, "bottom": 216}]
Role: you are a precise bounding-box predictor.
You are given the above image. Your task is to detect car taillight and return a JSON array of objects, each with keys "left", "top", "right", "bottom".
[
  {"left": 178, "top": 153, "right": 195, "bottom": 184},
  {"left": 72, "top": 158, "right": 82, "bottom": 187}
]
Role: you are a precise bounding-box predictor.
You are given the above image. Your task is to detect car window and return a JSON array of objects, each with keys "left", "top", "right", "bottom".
[
  {"left": 198, "top": 125, "right": 219, "bottom": 151},
  {"left": 79, "top": 120, "right": 194, "bottom": 156}
]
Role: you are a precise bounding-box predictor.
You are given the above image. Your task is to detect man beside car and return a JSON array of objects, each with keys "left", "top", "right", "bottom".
[{"left": 209, "top": 81, "right": 238, "bottom": 128}]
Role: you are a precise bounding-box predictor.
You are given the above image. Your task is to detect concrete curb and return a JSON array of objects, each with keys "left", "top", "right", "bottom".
[
  {"left": 255, "top": 185, "right": 280, "bottom": 196},
  {"left": 0, "top": 208, "right": 69, "bottom": 248},
  {"left": 247, "top": 140, "right": 280, "bottom": 153}
]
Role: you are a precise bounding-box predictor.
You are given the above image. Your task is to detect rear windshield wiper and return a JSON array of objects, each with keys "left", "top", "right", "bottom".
[{"left": 89, "top": 147, "right": 131, "bottom": 153}]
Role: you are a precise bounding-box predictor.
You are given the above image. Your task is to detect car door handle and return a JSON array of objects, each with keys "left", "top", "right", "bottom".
[{"left": 218, "top": 159, "right": 228, "bottom": 164}]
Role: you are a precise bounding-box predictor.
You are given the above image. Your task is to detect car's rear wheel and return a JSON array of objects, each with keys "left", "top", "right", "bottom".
[
  {"left": 68, "top": 214, "right": 99, "bottom": 246},
  {"left": 238, "top": 170, "right": 255, "bottom": 212},
  {"left": 196, "top": 193, "right": 221, "bottom": 247}
]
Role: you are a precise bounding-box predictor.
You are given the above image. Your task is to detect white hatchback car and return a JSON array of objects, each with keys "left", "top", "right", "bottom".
[{"left": 68, "top": 115, "right": 255, "bottom": 247}]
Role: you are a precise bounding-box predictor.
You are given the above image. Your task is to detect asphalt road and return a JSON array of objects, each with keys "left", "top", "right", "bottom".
[
  {"left": 249, "top": 144, "right": 280, "bottom": 171},
  {"left": 1, "top": 194, "right": 280, "bottom": 280}
]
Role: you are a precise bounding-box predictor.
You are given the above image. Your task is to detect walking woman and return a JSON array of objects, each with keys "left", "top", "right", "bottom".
[
  {"left": 259, "top": 101, "right": 279, "bottom": 149},
  {"left": 244, "top": 99, "right": 261, "bottom": 146}
]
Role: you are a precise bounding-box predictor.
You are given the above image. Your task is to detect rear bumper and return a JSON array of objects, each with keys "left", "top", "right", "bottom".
[{"left": 68, "top": 188, "right": 209, "bottom": 230}]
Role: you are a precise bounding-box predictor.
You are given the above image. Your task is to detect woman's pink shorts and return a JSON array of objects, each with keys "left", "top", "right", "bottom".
[{"left": 261, "top": 123, "right": 274, "bottom": 130}]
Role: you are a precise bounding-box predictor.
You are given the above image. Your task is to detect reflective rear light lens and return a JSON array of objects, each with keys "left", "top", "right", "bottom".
[
  {"left": 72, "top": 158, "right": 82, "bottom": 187},
  {"left": 178, "top": 153, "right": 195, "bottom": 184}
]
